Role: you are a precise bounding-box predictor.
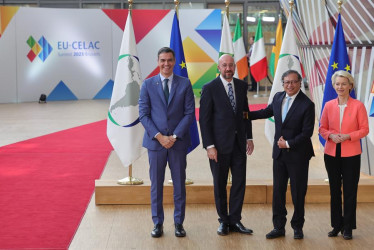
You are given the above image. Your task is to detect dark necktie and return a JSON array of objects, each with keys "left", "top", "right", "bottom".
[
  {"left": 228, "top": 83, "right": 236, "bottom": 112},
  {"left": 163, "top": 78, "right": 169, "bottom": 102}
]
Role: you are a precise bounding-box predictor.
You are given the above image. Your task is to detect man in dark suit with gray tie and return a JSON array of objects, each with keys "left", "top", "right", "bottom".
[
  {"left": 199, "top": 54, "right": 254, "bottom": 236},
  {"left": 139, "top": 47, "right": 195, "bottom": 238},
  {"left": 250, "top": 70, "right": 315, "bottom": 239}
]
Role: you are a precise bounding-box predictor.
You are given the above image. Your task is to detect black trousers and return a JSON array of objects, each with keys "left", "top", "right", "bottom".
[
  {"left": 324, "top": 143, "right": 361, "bottom": 230},
  {"left": 272, "top": 152, "right": 309, "bottom": 230},
  {"left": 209, "top": 138, "right": 247, "bottom": 225}
]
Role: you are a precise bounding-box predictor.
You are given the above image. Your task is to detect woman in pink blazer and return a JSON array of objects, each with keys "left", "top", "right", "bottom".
[{"left": 319, "top": 70, "right": 369, "bottom": 240}]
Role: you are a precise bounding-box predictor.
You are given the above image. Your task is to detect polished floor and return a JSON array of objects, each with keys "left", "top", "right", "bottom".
[{"left": 1, "top": 91, "right": 374, "bottom": 249}]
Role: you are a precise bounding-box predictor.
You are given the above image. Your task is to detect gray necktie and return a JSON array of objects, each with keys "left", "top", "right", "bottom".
[
  {"left": 163, "top": 78, "right": 169, "bottom": 102},
  {"left": 282, "top": 96, "right": 291, "bottom": 122},
  {"left": 228, "top": 83, "right": 236, "bottom": 112}
]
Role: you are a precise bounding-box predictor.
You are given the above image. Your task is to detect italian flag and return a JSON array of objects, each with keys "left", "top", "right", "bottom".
[
  {"left": 233, "top": 17, "right": 248, "bottom": 80},
  {"left": 250, "top": 19, "right": 268, "bottom": 82},
  {"left": 269, "top": 17, "right": 283, "bottom": 77}
]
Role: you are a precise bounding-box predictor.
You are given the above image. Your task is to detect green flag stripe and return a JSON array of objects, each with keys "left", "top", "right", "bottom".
[
  {"left": 108, "top": 111, "right": 120, "bottom": 126},
  {"left": 278, "top": 53, "right": 291, "bottom": 60},
  {"left": 233, "top": 18, "right": 242, "bottom": 42},
  {"left": 269, "top": 53, "right": 275, "bottom": 77},
  {"left": 254, "top": 20, "right": 263, "bottom": 42},
  {"left": 118, "top": 54, "right": 131, "bottom": 61}
]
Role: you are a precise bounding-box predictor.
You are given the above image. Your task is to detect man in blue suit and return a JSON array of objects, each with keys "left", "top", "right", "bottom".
[
  {"left": 250, "top": 70, "right": 315, "bottom": 240},
  {"left": 139, "top": 47, "right": 195, "bottom": 238}
]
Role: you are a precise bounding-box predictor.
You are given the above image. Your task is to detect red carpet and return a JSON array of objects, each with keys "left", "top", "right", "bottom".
[{"left": 0, "top": 120, "right": 112, "bottom": 249}]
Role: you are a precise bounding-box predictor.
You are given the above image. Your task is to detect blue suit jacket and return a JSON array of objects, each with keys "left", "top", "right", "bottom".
[
  {"left": 139, "top": 74, "right": 195, "bottom": 151},
  {"left": 250, "top": 91, "right": 315, "bottom": 162}
]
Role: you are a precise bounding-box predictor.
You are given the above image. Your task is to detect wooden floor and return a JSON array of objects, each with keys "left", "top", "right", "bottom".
[
  {"left": 70, "top": 203, "right": 374, "bottom": 250},
  {"left": 1, "top": 92, "right": 374, "bottom": 249}
]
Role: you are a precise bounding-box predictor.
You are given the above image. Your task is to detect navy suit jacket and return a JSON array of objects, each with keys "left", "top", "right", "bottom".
[
  {"left": 199, "top": 76, "right": 252, "bottom": 154},
  {"left": 139, "top": 74, "right": 195, "bottom": 151},
  {"left": 250, "top": 91, "right": 315, "bottom": 162}
]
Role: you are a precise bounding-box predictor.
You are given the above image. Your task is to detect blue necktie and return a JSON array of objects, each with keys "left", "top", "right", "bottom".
[
  {"left": 163, "top": 78, "right": 169, "bottom": 102},
  {"left": 282, "top": 96, "right": 291, "bottom": 122},
  {"left": 228, "top": 83, "right": 236, "bottom": 112}
]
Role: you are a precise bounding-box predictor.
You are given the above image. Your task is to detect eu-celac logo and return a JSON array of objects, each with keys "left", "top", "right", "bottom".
[{"left": 27, "top": 36, "right": 53, "bottom": 62}]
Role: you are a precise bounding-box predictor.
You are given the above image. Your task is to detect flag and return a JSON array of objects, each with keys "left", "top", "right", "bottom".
[
  {"left": 107, "top": 11, "right": 146, "bottom": 167},
  {"left": 170, "top": 11, "right": 200, "bottom": 153},
  {"left": 233, "top": 17, "right": 249, "bottom": 79},
  {"left": 250, "top": 19, "right": 268, "bottom": 82},
  {"left": 264, "top": 15, "right": 306, "bottom": 145},
  {"left": 269, "top": 17, "right": 283, "bottom": 77},
  {"left": 319, "top": 14, "right": 355, "bottom": 146},
  {"left": 219, "top": 14, "right": 234, "bottom": 58}
]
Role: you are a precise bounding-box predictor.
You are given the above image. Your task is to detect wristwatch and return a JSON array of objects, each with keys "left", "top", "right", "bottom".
[{"left": 172, "top": 134, "right": 177, "bottom": 139}]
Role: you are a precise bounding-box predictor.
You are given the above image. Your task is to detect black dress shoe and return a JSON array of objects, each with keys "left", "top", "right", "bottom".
[
  {"left": 328, "top": 226, "right": 344, "bottom": 237},
  {"left": 230, "top": 222, "right": 253, "bottom": 234},
  {"left": 266, "top": 228, "right": 285, "bottom": 239},
  {"left": 151, "top": 224, "right": 163, "bottom": 238},
  {"left": 343, "top": 229, "right": 352, "bottom": 240},
  {"left": 217, "top": 222, "right": 229, "bottom": 236},
  {"left": 175, "top": 223, "right": 186, "bottom": 237},
  {"left": 294, "top": 229, "right": 304, "bottom": 239}
]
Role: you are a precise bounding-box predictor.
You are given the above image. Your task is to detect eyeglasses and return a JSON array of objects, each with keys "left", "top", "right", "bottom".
[{"left": 282, "top": 80, "right": 300, "bottom": 85}]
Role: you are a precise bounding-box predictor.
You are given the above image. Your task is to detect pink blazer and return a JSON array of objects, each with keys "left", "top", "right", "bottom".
[{"left": 319, "top": 97, "right": 369, "bottom": 157}]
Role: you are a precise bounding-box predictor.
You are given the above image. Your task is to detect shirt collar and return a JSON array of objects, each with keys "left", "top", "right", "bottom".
[
  {"left": 160, "top": 73, "right": 173, "bottom": 83},
  {"left": 286, "top": 90, "right": 301, "bottom": 99},
  {"left": 220, "top": 74, "right": 233, "bottom": 87}
]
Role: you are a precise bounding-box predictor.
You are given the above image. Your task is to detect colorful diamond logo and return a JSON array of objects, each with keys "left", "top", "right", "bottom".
[{"left": 26, "top": 35, "right": 53, "bottom": 62}]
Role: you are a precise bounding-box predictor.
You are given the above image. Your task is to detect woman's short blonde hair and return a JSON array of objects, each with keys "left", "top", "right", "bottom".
[{"left": 331, "top": 70, "right": 355, "bottom": 89}]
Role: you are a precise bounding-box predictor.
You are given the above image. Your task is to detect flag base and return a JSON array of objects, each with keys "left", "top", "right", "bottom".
[
  {"left": 168, "top": 178, "right": 194, "bottom": 185},
  {"left": 117, "top": 177, "right": 144, "bottom": 185}
]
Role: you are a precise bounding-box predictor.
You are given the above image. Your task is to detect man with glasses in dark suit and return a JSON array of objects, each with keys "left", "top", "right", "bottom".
[{"left": 250, "top": 70, "right": 315, "bottom": 240}]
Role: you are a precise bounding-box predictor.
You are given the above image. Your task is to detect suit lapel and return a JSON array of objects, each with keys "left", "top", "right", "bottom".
[
  {"left": 275, "top": 92, "right": 285, "bottom": 124},
  {"left": 217, "top": 77, "right": 235, "bottom": 114},
  {"left": 168, "top": 75, "right": 178, "bottom": 105},
  {"left": 233, "top": 79, "right": 241, "bottom": 113},
  {"left": 155, "top": 75, "right": 167, "bottom": 106},
  {"left": 283, "top": 91, "right": 303, "bottom": 124}
]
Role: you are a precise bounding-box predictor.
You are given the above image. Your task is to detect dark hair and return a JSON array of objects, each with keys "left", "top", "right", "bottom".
[
  {"left": 157, "top": 47, "right": 175, "bottom": 59},
  {"left": 281, "top": 70, "right": 302, "bottom": 82}
]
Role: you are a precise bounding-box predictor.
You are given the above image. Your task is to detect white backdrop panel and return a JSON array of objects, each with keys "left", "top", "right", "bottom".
[
  {"left": 0, "top": 15, "right": 17, "bottom": 103},
  {"left": 16, "top": 8, "right": 113, "bottom": 102}
]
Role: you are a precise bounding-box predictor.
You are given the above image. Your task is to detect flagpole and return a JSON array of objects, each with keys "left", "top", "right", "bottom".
[
  {"left": 117, "top": 0, "right": 144, "bottom": 186},
  {"left": 225, "top": 0, "right": 230, "bottom": 18},
  {"left": 166, "top": 0, "right": 194, "bottom": 186},
  {"left": 224, "top": 0, "right": 233, "bottom": 184},
  {"left": 174, "top": 0, "right": 179, "bottom": 17}
]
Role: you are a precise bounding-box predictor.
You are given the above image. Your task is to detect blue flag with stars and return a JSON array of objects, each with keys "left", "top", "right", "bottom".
[
  {"left": 170, "top": 11, "right": 200, "bottom": 154},
  {"left": 319, "top": 14, "right": 356, "bottom": 146}
]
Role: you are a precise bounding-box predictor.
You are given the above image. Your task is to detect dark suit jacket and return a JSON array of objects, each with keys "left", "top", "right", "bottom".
[
  {"left": 139, "top": 74, "right": 195, "bottom": 151},
  {"left": 250, "top": 91, "right": 315, "bottom": 162},
  {"left": 199, "top": 76, "right": 252, "bottom": 154}
]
